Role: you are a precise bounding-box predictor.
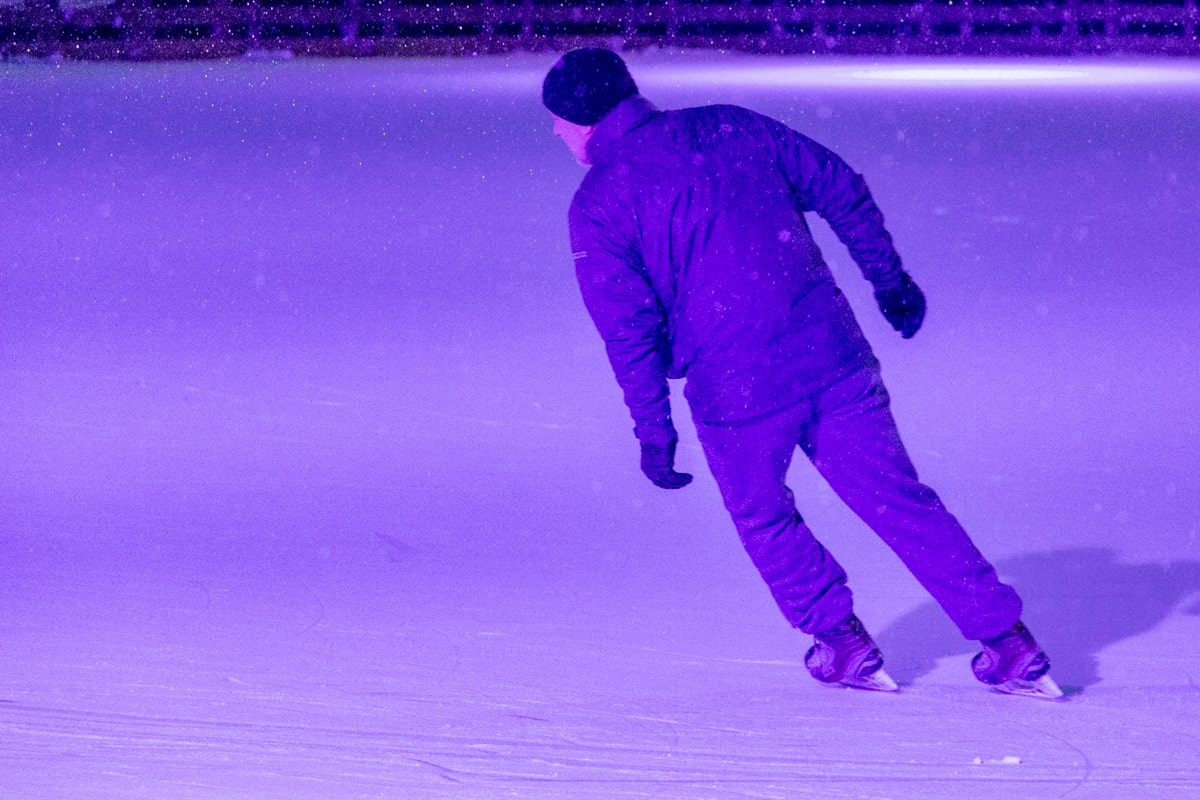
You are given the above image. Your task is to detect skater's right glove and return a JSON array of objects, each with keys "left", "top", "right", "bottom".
[
  {"left": 640, "top": 440, "right": 693, "bottom": 490},
  {"left": 874, "top": 272, "right": 926, "bottom": 339}
]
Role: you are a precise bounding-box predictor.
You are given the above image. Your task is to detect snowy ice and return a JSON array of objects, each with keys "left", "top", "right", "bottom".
[{"left": 2, "top": 53, "right": 1199, "bottom": 799}]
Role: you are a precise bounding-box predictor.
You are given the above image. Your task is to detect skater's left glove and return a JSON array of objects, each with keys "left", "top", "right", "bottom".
[
  {"left": 640, "top": 439, "right": 693, "bottom": 490},
  {"left": 874, "top": 272, "right": 926, "bottom": 339}
]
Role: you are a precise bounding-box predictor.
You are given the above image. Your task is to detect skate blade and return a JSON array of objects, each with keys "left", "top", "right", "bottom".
[
  {"left": 992, "top": 673, "right": 1064, "bottom": 701},
  {"left": 840, "top": 667, "right": 899, "bottom": 693}
]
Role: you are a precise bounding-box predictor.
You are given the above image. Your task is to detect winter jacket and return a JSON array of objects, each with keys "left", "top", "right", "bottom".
[{"left": 569, "top": 95, "right": 906, "bottom": 447}]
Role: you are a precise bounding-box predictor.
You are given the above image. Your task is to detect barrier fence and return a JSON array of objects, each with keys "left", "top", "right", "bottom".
[{"left": 3, "top": 0, "right": 1198, "bottom": 60}]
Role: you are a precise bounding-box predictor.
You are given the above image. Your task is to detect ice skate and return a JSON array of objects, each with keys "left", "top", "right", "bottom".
[
  {"left": 805, "top": 614, "right": 899, "bottom": 692},
  {"left": 973, "top": 621, "right": 1064, "bottom": 700}
]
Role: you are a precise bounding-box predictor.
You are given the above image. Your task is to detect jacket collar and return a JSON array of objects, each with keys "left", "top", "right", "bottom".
[{"left": 586, "top": 95, "right": 659, "bottom": 167}]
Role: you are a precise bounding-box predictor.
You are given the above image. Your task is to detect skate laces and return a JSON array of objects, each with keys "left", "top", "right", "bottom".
[
  {"left": 973, "top": 621, "right": 1050, "bottom": 685},
  {"left": 806, "top": 615, "right": 883, "bottom": 683}
]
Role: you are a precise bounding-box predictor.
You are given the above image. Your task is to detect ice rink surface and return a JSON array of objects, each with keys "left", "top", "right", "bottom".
[{"left": 2, "top": 53, "right": 1199, "bottom": 798}]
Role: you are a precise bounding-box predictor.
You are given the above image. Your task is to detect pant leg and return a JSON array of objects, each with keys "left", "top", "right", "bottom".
[
  {"left": 799, "top": 367, "right": 1022, "bottom": 641},
  {"left": 696, "top": 400, "right": 854, "bottom": 635}
]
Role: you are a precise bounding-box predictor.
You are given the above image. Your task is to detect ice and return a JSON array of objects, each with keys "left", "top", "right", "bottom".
[{"left": 2, "top": 54, "right": 1199, "bottom": 798}]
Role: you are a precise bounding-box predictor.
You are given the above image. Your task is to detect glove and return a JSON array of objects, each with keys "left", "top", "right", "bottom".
[
  {"left": 640, "top": 439, "right": 693, "bottom": 490},
  {"left": 874, "top": 272, "right": 926, "bottom": 339}
]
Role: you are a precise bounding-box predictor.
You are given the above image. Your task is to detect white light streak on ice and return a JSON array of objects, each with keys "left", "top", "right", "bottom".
[
  {"left": 307, "top": 56, "right": 1200, "bottom": 97},
  {"left": 850, "top": 63, "right": 1200, "bottom": 86},
  {"left": 634, "top": 58, "right": 1200, "bottom": 91},
  {"left": 853, "top": 66, "right": 1090, "bottom": 83}
]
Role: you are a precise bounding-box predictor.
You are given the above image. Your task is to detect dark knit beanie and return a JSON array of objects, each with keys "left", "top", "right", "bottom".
[{"left": 542, "top": 48, "right": 638, "bottom": 126}]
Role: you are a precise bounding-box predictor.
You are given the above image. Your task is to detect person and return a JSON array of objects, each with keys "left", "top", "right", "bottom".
[{"left": 543, "top": 48, "right": 1061, "bottom": 699}]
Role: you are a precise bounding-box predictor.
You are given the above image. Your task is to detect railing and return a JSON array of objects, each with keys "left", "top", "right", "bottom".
[{"left": 3, "top": 0, "right": 1198, "bottom": 60}]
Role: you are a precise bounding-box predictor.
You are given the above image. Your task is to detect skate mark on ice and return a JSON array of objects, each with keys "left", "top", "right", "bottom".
[
  {"left": 412, "top": 759, "right": 465, "bottom": 784},
  {"left": 296, "top": 583, "right": 326, "bottom": 632},
  {"left": 1013, "top": 723, "right": 1094, "bottom": 799},
  {"left": 2, "top": 701, "right": 618, "bottom": 757},
  {"left": 375, "top": 532, "right": 423, "bottom": 566},
  {"left": 0, "top": 683, "right": 1164, "bottom": 793}
]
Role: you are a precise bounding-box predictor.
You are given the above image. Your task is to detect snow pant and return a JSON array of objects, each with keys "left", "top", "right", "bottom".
[{"left": 694, "top": 365, "right": 1022, "bottom": 641}]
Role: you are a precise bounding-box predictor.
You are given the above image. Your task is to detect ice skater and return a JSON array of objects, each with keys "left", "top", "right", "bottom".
[{"left": 543, "top": 48, "right": 1061, "bottom": 699}]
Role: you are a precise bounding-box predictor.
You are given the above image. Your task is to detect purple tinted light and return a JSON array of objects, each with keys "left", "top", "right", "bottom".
[{"left": 2, "top": 54, "right": 1198, "bottom": 799}]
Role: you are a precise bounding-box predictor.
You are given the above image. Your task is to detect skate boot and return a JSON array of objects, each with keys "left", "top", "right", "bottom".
[
  {"left": 805, "top": 614, "right": 898, "bottom": 692},
  {"left": 972, "top": 621, "right": 1063, "bottom": 700}
]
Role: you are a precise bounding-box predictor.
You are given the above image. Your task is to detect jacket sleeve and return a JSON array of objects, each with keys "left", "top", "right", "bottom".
[
  {"left": 569, "top": 193, "right": 678, "bottom": 448},
  {"left": 768, "top": 118, "right": 907, "bottom": 290}
]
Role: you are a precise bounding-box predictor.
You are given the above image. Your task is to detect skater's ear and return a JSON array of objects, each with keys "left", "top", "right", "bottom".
[{"left": 551, "top": 114, "right": 596, "bottom": 167}]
